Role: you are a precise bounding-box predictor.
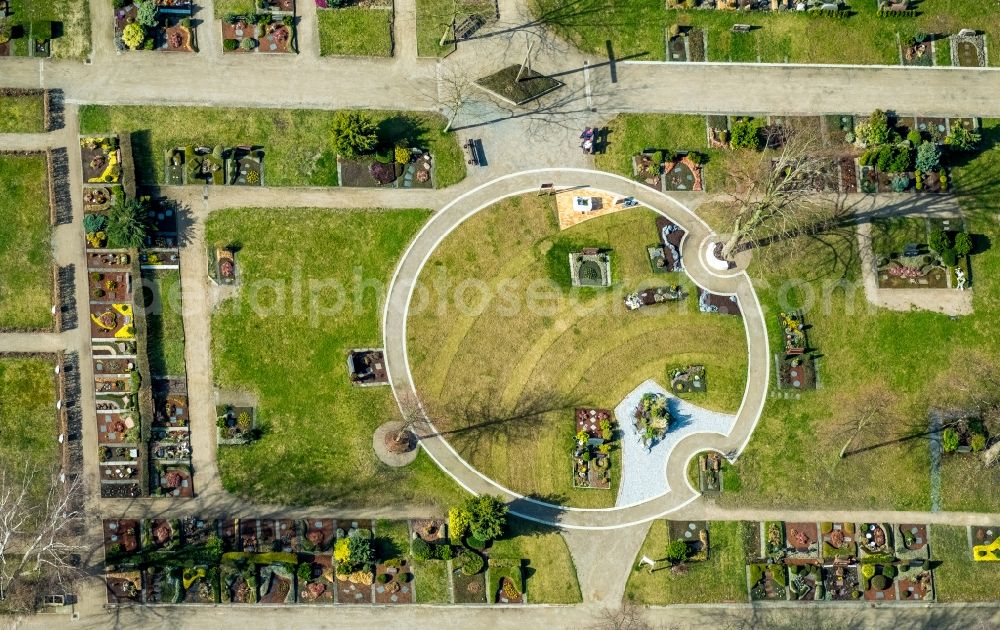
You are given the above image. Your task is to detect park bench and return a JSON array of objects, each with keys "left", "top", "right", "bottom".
[{"left": 462, "top": 140, "right": 479, "bottom": 166}]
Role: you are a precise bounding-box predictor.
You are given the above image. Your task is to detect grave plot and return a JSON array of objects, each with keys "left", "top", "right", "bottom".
[
  {"left": 969, "top": 525, "right": 1000, "bottom": 561},
  {"left": 666, "top": 26, "right": 705, "bottom": 62},
  {"left": 572, "top": 407, "right": 618, "bottom": 488},
  {"left": 822, "top": 564, "right": 860, "bottom": 600},
  {"left": 894, "top": 524, "right": 934, "bottom": 601},
  {"left": 216, "top": 403, "right": 256, "bottom": 444},
  {"left": 182, "top": 566, "right": 218, "bottom": 603},
  {"left": 821, "top": 522, "right": 857, "bottom": 560},
  {"left": 941, "top": 416, "right": 989, "bottom": 456},
  {"left": 275, "top": 519, "right": 298, "bottom": 552},
  {"left": 240, "top": 518, "right": 263, "bottom": 552},
  {"left": 88, "top": 251, "right": 132, "bottom": 270},
  {"left": 632, "top": 151, "right": 663, "bottom": 190},
  {"left": 950, "top": 31, "right": 986, "bottom": 67},
  {"left": 298, "top": 555, "right": 336, "bottom": 603},
  {"left": 822, "top": 114, "right": 854, "bottom": 146},
  {"left": 184, "top": 146, "right": 227, "bottom": 185},
  {"left": 94, "top": 356, "right": 135, "bottom": 376},
  {"left": 650, "top": 216, "right": 685, "bottom": 273},
  {"left": 83, "top": 186, "right": 116, "bottom": 213},
  {"left": 180, "top": 516, "right": 216, "bottom": 546},
  {"left": 90, "top": 303, "right": 135, "bottom": 339},
  {"left": 301, "top": 518, "right": 337, "bottom": 553},
  {"left": 339, "top": 149, "right": 434, "bottom": 189},
  {"left": 347, "top": 349, "right": 388, "bottom": 386},
  {"left": 143, "top": 566, "right": 180, "bottom": 603},
  {"left": 488, "top": 559, "right": 524, "bottom": 604},
  {"left": 89, "top": 270, "right": 132, "bottom": 303},
  {"left": 96, "top": 408, "right": 138, "bottom": 445},
  {"left": 153, "top": 385, "right": 188, "bottom": 429},
  {"left": 707, "top": 115, "right": 730, "bottom": 148},
  {"left": 114, "top": 1, "right": 196, "bottom": 53},
  {"left": 763, "top": 521, "right": 785, "bottom": 560},
  {"left": 475, "top": 65, "right": 563, "bottom": 107},
  {"left": 219, "top": 518, "right": 240, "bottom": 551},
  {"left": 697, "top": 289, "right": 740, "bottom": 316},
  {"left": 747, "top": 563, "right": 787, "bottom": 601},
  {"left": 151, "top": 459, "right": 193, "bottom": 497},
  {"left": 81, "top": 136, "right": 122, "bottom": 184},
  {"left": 775, "top": 310, "right": 817, "bottom": 391},
  {"left": 0, "top": 20, "right": 55, "bottom": 58},
  {"left": 220, "top": 563, "right": 257, "bottom": 603},
  {"left": 913, "top": 116, "right": 949, "bottom": 143},
  {"left": 784, "top": 522, "right": 820, "bottom": 562},
  {"left": 106, "top": 571, "right": 144, "bottom": 604},
  {"left": 145, "top": 518, "right": 178, "bottom": 551},
  {"left": 668, "top": 520, "right": 709, "bottom": 561},
  {"left": 95, "top": 375, "right": 132, "bottom": 395},
  {"left": 662, "top": 153, "right": 705, "bottom": 192},
  {"left": 452, "top": 550, "right": 487, "bottom": 603},
  {"left": 671, "top": 364, "right": 706, "bottom": 394},
  {"left": 623, "top": 284, "right": 686, "bottom": 311},
  {"left": 105, "top": 519, "right": 142, "bottom": 556},
  {"left": 221, "top": 13, "right": 295, "bottom": 54},
  {"left": 899, "top": 33, "right": 934, "bottom": 67},
  {"left": 569, "top": 249, "right": 611, "bottom": 287},
  {"left": 229, "top": 147, "right": 265, "bottom": 185},
  {"left": 858, "top": 522, "right": 893, "bottom": 556},
  {"left": 695, "top": 451, "right": 723, "bottom": 494},
  {"left": 373, "top": 520, "right": 414, "bottom": 604},
  {"left": 411, "top": 518, "right": 448, "bottom": 545},
  {"left": 212, "top": 247, "right": 238, "bottom": 285},
  {"left": 334, "top": 522, "right": 376, "bottom": 603},
  {"left": 870, "top": 217, "right": 971, "bottom": 289},
  {"left": 788, "top": 564, "right": 822, "bottom": 601},
  {"left": 860, "top": 562, "right": 898, "bottom": 601},
  {"left": 259, "top": 563, "right": 296, "bottom": 603}
]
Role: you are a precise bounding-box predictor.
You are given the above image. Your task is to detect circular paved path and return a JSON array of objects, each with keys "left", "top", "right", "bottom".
[{"left": 382, "top": 169, "right": 771, "bottom": 530}]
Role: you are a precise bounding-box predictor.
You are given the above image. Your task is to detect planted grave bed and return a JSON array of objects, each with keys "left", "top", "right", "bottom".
[
  {"left": 81, "top": 136, "right": 122, "bottom": 184},
  {"left": 668, "top": 520, "right": 709, "bottom": 561},
  {"left": 698, "top": 289, "right": 740, "bottom": 316},
  {"left": 475, "top": 65, "right": 563, "bottom": 106},
  {"left": 451, "top": 551, "right": 487, "bottom": 603},
  {"left": 114, "top": 2, "right": 196, "bottom": 52},
  {"left": 221, "top": 13, "right": 295, "bottom": 54},
  {"left": 216, "top": 404, "right": 256, "bottom": 444},
  {"left": 788, "top": 564, "right": 823, "bottom": 601},
  {"left": 298, "top": 555, "right": 336, "bottom": 603},
  {"left": 822, "top": 522, "right": 858, "bottom": 560},
  {"left": 783, "top": 522, "right": 819, "bottom": 559},
  {"left": 748, "top": 563, "right": 787, "bottom": 601}
]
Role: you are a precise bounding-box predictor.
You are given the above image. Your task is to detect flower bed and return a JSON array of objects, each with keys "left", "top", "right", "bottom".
[
  {"left": 298, "top": 555, "right": 336, "bottom": 603},
  {"left": 216, "top": 404, "right": 256, "bottom": 444},
  {"left": 90, "top": 303, "right": 135, "bottom": 339},
  {"left": 632, "top": 392, "right": 670, "bottom": 446},
  {"left": 221, "top": 13, "right": 295, "bottom": 54},
  {"left": 670, "top": 364, "right": 706, "bottom": 394},
  {"left": 89, "top": 270, "right": 132, "bottom": 302},
  {"left": 81, "top": 136, "right": 121, "bottom": 183}
]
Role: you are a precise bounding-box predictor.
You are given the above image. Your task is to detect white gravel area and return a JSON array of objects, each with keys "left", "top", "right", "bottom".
[{"left": 614, "top": 379, "right": 737, "bottom": 508}]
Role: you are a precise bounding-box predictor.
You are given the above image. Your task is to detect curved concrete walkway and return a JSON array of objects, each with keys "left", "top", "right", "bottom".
[{"left": 382, "top": 168, "right": 771, "bottom": 529}]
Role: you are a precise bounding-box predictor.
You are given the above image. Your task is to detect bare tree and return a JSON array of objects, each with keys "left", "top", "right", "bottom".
[
  {"left": 0, "top": 466, "right": 85, "bottom": 613},
  {"left": 592, "top": 601, "right": 652, "bottom": 630},
  {"left": 719, "top": 127, "right": 846, "bottom": 261},
  {"left": 832, "top": 384, "right": 904, "bottom": 459},
  {"left": 433, "top": 62, "right": 483, "bottom": 133}
]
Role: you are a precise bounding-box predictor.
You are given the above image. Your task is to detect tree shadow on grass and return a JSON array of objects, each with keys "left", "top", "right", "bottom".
[{"left": 377, "top": 115, "right": 429, "bottom": 150}]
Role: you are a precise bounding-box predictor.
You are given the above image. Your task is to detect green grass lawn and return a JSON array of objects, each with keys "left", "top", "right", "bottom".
[
  {"left": 0, "top": 154, "right": 52, "bottom": 330},
  {"left": 0, "top": 357, "right": 58, "bottom": 501},
  {"left": 625, "top": 520, "right": 748, "bottom": 603},
  {"left": 0, "top": 93, "right": 46, "bottom": 133},
  {"left": 416, "top": 0, "right": 495, "bottom": 57},
  {"left": 489, "top": 517, "right": 581, "bottom": 603},
  {"left": 214, "top": 0, "right": 256, "bottom": 19},
  {"left": 142, "top": 269, "right": 186, "bottom": 378},
  {"left": 697, "top": 124, "right": 1000, "bottom": 513},
  {"left": 318, "top": 7, "right": 393, "bottom": 57},
  {"left": 529, "top": 0, "right": 1000, "bottom": 64},
  {"left": 374, "top": 519, "right": 411, "bottom": 560},
  {"left": 79, "top": 105, "right": 465, "bottom": 188},
  {"left": 414, "top": 558, "right": 450, "bottom": 602},
  {"left": 931, "top": 525, "right": 1000, "bottom": 601},
  {"left": 208, "top": 207, "right": 467, "bottom": 509},
  {"left": 407, "top": 195, "right": 747, "bottom": 507},
  {"left": 8, "top": 0, "right": 91, "bottom": 59}
]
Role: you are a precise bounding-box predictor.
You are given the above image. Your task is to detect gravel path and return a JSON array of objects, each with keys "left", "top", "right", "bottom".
[{"left": 614, "top": 379, "right": 736, "bottom": 508}]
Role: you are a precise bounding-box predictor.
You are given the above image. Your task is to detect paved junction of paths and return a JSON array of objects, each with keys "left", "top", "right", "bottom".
[{"left": 2, "top": 0, "right": 1000, "bottom": 624}]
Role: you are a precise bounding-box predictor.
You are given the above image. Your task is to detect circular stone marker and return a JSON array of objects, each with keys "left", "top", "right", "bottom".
[{"left": 373, "top": 421, "right": 418, "bottom": 467}]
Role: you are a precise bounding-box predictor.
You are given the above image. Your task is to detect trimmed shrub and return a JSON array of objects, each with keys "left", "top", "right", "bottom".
[
  {"left": 297, "top": 562, "right": 312, "bottom": 582},
  {"left": 954, "top": 232, "right": 973, "bottom": 257},
  {"left": 940, "top": 248, "right": 958, "bottom": 267},
  {"left": 435, "top": 544, "right": 454, "bottom": 561},
  {"left": 871, "top": 574, "right": 889, "bottom": 590},
  {"left": 223, "top": 38, "right": 238, "bottom": 51},
  {"left": 410, "top": 537, "right": 432, "bottom": 561},
  {"left": 376, "top": 573, "right": 390, "bottom": 584},
  {"left": 970, "top": 433, "right": 987, "bottom": 452},
  {"left": 240, "top": 37, "right": 257, "bottom": 51},
  {"left": 730, "top": 119, "right": 760, "bottom": 151},
  {"left": 882, "top": 565, "right": 897, "bottom": 579},
  {"left": 942, "top": 427, "right": 960, "bottom": 453},
  {"left": 331, "top": 111, "right": 379, "bottom": 159},
  {"left": 467, "top": 536, "right": 486, "bottom": 550},
  {"left": 928, "top": 229, "right": 950, "bottom": 254},
  {"left": 906, "top": 130, "right": 922, "bottom": 145},
  {"left": 460, "top": 551, "right": 484, "bottom": 575},
  {"left": 915, "top": 141, "right": 940, "bottom": 172},
  {"left": 665, "top": 539, "right": 689, "bottom": 563}
]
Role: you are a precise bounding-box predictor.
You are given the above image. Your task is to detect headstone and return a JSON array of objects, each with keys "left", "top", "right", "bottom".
[{"left": 732, "top": 24, "right": 752, "bottom": 33}]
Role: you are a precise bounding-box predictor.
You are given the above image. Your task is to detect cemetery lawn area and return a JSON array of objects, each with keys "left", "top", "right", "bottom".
[
  {"left": 489, "top": 518, "right": 582, "bottom": 603},
  {"left": 697, "top": 121, "right": 1000, "bottom": 512},
  {"left": 0, "top": 357, "right": 58, "bottom": 501},
  {"left": 213, "top": 0, "right": 256, "bottom": 18},
  {"left": 0, "top": 93, "right": 45, "bottom": 133},
  {"left": 78, "top": 105, "right": 465, "bottom": 188},
  {"left": 413, "top": 559, "right": 450, "bottom": 603},
  {"left": 529, "top": 0, "right": 1000, "bottom": 65},
  {"left": 594, "top": 113, "right": 736, "bottom": 191},
  {"left": 0, "top": 154, "right": 53, "bottom": 330},
  {"left": 208, "top": 208, "right": 467, "bottom": 508},
  {"left": 407, "top": 195, "right": 748, "bottom": 508},
  {"left": 318, "top": 7, "right": 394, "bottom": 57},
  {"left": 930, "top": 525, "right": 1000, "bottom": 602},
  {"left": 9, "top": 0, "right": 91, "bottom": 58},
  {"left": 142, "top": 269, "right": 186, "bottom": 377},
  {"left": 625, "top": 520, "right": 746, "bottom": 603}
]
